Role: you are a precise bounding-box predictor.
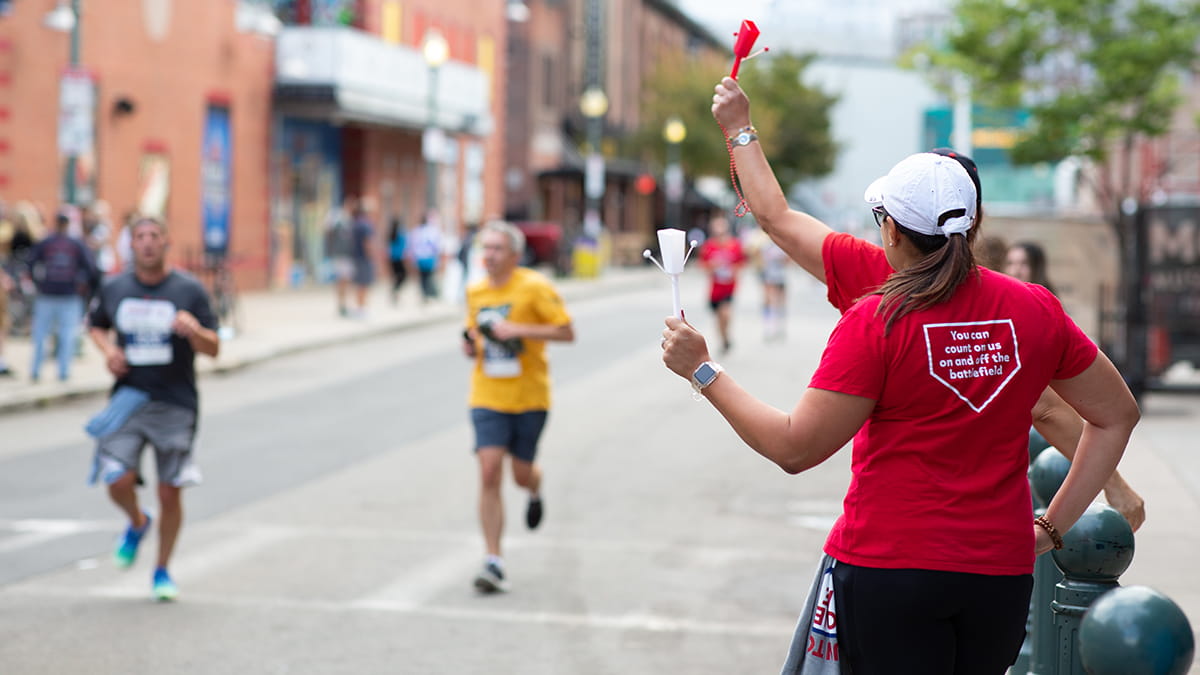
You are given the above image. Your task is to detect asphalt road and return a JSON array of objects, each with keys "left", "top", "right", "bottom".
[{"left": 0, "top": 270, "right": 853, "bottom": 674}]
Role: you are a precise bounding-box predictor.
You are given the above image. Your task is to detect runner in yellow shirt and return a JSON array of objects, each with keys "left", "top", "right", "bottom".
[{"left": 462, "top": 221, "right": 574, "bottom": 593}]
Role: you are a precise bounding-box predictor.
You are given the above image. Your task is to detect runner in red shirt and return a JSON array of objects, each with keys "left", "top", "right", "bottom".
[
  {"left": 697, "top": 215, "right": 746, "bottom": 354},
  {"left": 659, "top": 77, "right": 1142, "bottom": 675}
]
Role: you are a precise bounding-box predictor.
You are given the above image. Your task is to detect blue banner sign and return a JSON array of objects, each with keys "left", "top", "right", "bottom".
[{"left": 202, "top": 106, "right": 232, "bottom": 255}]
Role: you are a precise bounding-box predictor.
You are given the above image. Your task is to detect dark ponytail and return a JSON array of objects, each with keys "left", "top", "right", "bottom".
[{"left": 874, "top": 209, "right": 978, "bottom": 333}]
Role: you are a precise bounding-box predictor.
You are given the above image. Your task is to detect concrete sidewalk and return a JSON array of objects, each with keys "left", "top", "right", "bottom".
[{"left": 0, "top": 266, "right": 661, "bottom": 415}]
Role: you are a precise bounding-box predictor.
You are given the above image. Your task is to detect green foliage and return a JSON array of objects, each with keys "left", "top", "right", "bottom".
[
  {"left": 922, "top": 0, "right": 1200, "bottom": 169},
  {"left": 627, "top": 51, "right": 839, "bottom": 188}
]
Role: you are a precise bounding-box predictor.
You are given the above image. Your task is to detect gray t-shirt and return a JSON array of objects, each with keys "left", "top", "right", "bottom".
[{"left": 88, "top": 270, "right": 217, "bottom": 411}]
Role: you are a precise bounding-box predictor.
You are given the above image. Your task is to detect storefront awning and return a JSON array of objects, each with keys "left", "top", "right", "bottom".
[{"left": 274, "top": 27, "right": 492, "bottom": 135}]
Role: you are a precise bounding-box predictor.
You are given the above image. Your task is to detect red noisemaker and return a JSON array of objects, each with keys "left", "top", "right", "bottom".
[
  {"left": 730, "top": 20, "right": 767, "bottom": 79},
  {"left": 722, "top": 20, "right": 769, "bottom": 217}
]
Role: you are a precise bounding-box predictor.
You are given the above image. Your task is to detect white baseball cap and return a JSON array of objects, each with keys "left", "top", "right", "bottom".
[{"left": 863, "top": 153, "right": 978, "bottom": 237}]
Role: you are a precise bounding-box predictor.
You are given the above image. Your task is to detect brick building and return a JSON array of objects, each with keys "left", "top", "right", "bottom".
[
  {"left": 0, "top": 0, "right": 275, "bottom": 288},
  {"left": 270, "top": 0, "right": 507, "bottom": 287},
  {"left": 504, "top": 0, "right": 727, "bottom": 265}
]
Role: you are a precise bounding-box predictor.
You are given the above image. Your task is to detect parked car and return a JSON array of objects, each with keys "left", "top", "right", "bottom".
[{"left": 513, "top": 221, "right": 562, "bottom": 267}]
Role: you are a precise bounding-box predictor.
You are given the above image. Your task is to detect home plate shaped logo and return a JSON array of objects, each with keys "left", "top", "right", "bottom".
[{"left": 924, "top": 320, "right": 1021, "bottom": 412}]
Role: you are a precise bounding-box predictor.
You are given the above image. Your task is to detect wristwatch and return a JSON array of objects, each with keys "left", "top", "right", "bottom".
[
  {"left": 691, "top": 361, "right": 724, "bottom": 393},
  {"left": 731, "top": 131, "right": 758, "bottom": 147},
  {"left": 729, "top": 125, "right": 758, "bottom": 147}
]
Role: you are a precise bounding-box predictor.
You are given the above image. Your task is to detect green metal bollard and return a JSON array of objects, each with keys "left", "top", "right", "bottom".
[
  {"left": 1050, "top": 503, "right": 1135, "bottom": 675},
  {"left": 1029, "top": 448, "right": 1071, "bottom": 510},
  {"left": 1029, "top": 427, "right": 1051, "bottom": 464},
  {"left": 1011, "top": 427, "right": 1051, "bottom": 675},
  {"left": 1017, "top": 446, "right": 1072, "bottom": 675},
  {"left": 1079, "top": 585, "right": 1195, "bottom": 675}
]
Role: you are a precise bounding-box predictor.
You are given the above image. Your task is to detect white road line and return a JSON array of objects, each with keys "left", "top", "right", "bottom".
[
  {"left": 0, "top": 519, "right": 110, "bottom": 554},
  {"left": 0, "top": 520, "right": 811, "bottom": 564},
  {"left": 349, "top": 541, "right": 491, "bottom": 611},
  {"left": 93, "top": 526, "right": 295, "bottom": 597},
  {"left": 0, "top": 519, "right": 812, "bottom": 565},
  {"left": 4, "top": 584, "right": 795, "bottom": 638}
]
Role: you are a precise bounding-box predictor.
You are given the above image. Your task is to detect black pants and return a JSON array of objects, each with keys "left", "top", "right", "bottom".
[
  {"left": 418, "top": 268, "right": 437, "bottom": 300},
  {"left": 390, "top": 259, "right": 407, "bottom": 292},
  {"left": 832, "top": 562, "right": 1032, "bottom": 675}
]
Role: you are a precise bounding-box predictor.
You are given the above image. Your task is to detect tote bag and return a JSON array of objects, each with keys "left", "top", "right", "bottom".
[{"left": 780, "top": 553, "right": 843, "bottom": 675}]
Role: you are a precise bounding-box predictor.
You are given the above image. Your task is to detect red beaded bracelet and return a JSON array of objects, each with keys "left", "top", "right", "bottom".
[{"left": 1035, "top": 516, "right": 1064, "bottom": 550}]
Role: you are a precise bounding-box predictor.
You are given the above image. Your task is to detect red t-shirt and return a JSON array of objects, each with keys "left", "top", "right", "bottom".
[
  {"left": 699, "top": 238, "right": 746, "bottom": 302},
  {"left": 813, "top": 233, "right": 1098, "bottom": 575},
  {"left": 823, "top": 232, "right": 895, "bottom": 313}
]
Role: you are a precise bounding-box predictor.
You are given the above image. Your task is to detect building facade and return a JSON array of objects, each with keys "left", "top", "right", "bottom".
[
  {"left": 269, "top": 0, "right": 507, "bottom": 287},
  {"left": 503, "top": 0, "right": 726, "bottom": 265},
  {"left": 0, "top": 0, "right": 275, "bottom": 288}
]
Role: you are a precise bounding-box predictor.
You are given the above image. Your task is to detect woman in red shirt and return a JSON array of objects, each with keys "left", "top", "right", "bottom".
[{"left": 660, "top": 77, "right": 1140, "bottom": 675}]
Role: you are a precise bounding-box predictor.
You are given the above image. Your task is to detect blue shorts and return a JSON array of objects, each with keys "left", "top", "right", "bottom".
[{"left": 470, "top": 408, "right": 548, "bottom": 462}]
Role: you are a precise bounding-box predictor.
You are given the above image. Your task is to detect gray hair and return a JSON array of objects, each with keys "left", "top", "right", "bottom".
[
  {"left": 131, "top": 215, "right": 167, "bottom": 232},
  {"left": 482, "top": 220, "right": 525, "bottom": 256}
]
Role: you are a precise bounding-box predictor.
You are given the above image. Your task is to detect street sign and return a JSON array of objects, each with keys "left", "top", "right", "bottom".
[
  {"left": 57, "top": 68, "right": 94, "bottom": 157},
  {"left": 585, "top": 153, "right": 605, "bottom": 200},
  {"left": 202, "top": 107, "right": 232, "bottom": 255},
  {"left": 665, "top": 164, "right": 684, "bottom": 201},
  {"left": 422, "top": 127, "right": 445, "bottom": 163}
]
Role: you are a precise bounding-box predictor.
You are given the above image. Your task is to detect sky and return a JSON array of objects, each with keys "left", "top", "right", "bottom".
[
  {"left": 674, "top": 0, "right": 777, "bottom": 38},
  {"left": 673, "top": 0, "right": 954, "bottom": 59}
]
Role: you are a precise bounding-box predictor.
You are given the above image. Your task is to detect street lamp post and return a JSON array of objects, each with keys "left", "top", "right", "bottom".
[
  {"left": 45, "top": 0, "right": 81, "bottom": 205},
  {"left": 422, "top": 28, "right": 449, "bottom": 221},
  {"left": 663, "top": 116, "right": 687, "bottom": 231},
  {"left": 579, "top": 86, "right": 608, "bottom": 242}
]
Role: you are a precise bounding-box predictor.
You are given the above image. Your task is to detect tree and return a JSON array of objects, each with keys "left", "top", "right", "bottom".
[
  {"left": 920, "top": 0, "right": 1200, "bottom": 396},
  {"left": 626, "top": 51, "right": 838, "bottom": 189},
  {"left": 923, "top": 0, "right": 1200, "bottom": 223}
]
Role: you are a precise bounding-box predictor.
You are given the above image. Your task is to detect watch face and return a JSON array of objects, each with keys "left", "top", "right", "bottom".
[
  {"left": 735, "top": 132, "right": 752, "bottom": 145},
  {"left": 695, "top": 363, "right": 718, "bottom": 385}
]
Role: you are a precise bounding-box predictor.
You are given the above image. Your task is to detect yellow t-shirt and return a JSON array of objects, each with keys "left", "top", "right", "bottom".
[{"left": 466, "top": 267, "right": 571, "bottom": 412}]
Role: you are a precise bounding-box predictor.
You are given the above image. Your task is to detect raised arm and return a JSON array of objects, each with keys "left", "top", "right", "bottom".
[
  {"left": 711, "top": 77, "right": 834, "bottom": 283},
  {"left": 1031, "top": 386, "right": 1145, "bottom": 530},
  {"left": 1037, "top": 353, "right": 1141, "bottom": 554}
]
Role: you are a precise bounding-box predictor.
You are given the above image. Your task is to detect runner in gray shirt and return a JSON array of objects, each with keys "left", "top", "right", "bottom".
[{"left": 87, "top": 216, "right": 219, "bottom": 601}]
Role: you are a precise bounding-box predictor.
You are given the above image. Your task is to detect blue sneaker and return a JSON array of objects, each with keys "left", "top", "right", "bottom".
[
  {"left": 113, "top": 512, "right": 152, "bottom": 569},
  {"left": 152, "top": 567, "right": 178, "bottom": 601}
]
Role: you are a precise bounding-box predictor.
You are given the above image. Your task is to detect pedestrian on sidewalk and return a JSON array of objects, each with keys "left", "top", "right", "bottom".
[
  {"left": 324, "top": 196, "right": 357, "bottom": 316},
  {"left": 1004, "top": 241, "right": 1057, "bottom": 295},
  {"left": 26, "top": 209, "right": 98, "bottom": 382},
  {"left": 410, "top": 209, "right": 444, "bottom": 304},
  {"left": 697, "top": 214, "right": 746, "bottom": 354},
  {"left": 461, "top": 221, "right": 574, "bottom": 593},
  {"left": 387, "top": 216, "right": 408, "bottom": 306},
  {"left": 0, "top": 264, "right": 13, "bottom": 376},
  {"left": 347, "top": 204, "right": 376, "bottom": 319},
  {"left": 659, "top": 77, "right": 1145, "bottom": 675},
  {"left": 86, "top": 216, "right": 220, "bottom": 601}
]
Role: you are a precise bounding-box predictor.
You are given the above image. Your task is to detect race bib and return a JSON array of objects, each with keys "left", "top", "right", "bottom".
[
  {"left": 482, "top": 343, "right": 522, "bottom": 378},
  {"left": 924, "top": 319, "right": 1021, "bottom": 412},
  {"left": 115, "top": 298, "right": 176, "bottom": 366},
  {"left": 477, "top": 306, "right": 522, "bottom": 379}
]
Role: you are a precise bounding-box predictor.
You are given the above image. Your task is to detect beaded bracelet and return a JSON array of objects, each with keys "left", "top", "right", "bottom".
[{"left": 1034, "top": 516, "right": 1064, "bottom": 550}]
